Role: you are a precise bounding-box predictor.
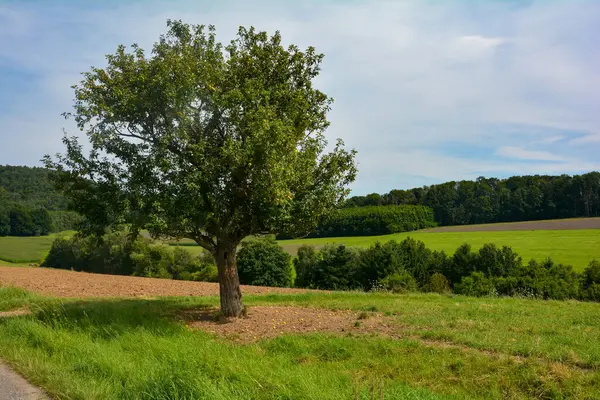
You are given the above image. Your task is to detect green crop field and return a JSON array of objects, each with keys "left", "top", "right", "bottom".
[
  {"left": 174, "top": 229, "right": 600, "bottom": 272},
  {"left": 0, "top": 231, "right": 75, "bottom": 264},
  {"left": 0, "top": 286, "right": 599, "bottom": 399}
]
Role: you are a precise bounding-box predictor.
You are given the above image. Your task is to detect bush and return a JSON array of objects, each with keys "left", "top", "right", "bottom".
[
  {"left": 294, "top": 245, "right": 320, "bottom": 288},
  {"left": 454, "top": 272, "right": 496, "bottom": 297},
  {"left": 445, "top": 243, "right": 477, "bottom": 285},
  {"left": 492, "top": 258, "right": 580, "bottom": 300},
  {"left": 379, "top": 271, "right": 417, "bottom": 293},
  {"left": 42, "top": 231, "right": 217, "bottom": 282},
  {"left": 427, "top": 273, "right": 451, "bottom": 293},
  {"left": 581, "top": 260, "right": 600, "bottom": 301},
  {"left": 475, "top": 243, "right": 522, "bottom": 277},
  {"left": 356, "top": 241, "right": 404, "bottom": 288},
  {"left": 50, "top": 211, "right": 83, "bottom": 232},
  {"left": 237, "top": 239, "right": 293, "bottom": 287},
  {"left": 278, "top": 205, "right": 436, "bottom": 239},
  {"left": 294, "top": 244, "right": 361, "bottom": 290}
]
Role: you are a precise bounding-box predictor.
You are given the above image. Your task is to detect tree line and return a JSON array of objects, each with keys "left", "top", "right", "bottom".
[
  {"left": 0, "top": 166, "right": 81, "bottom": 236},
  {"left": 276, "top": 205, "right": 436, "bottom": 239},
  {"left": 344, "top": 172, "right": 600, "bottom": 226}
]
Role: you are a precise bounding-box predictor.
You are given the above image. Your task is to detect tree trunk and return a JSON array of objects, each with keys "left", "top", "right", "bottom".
[{"left": 215, "top": 245, "right": 243, "bottom": 318}]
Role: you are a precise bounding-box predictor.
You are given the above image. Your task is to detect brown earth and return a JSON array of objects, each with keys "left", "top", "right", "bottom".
[
  {"left": 0, "top": 267, "right": 316, "bottom": 298},
  {"left": 182, "top": 306, "right": 398, "bottom": 343},
  {"left": 420, "top": 217, "right": 600, "bottom": 233}
]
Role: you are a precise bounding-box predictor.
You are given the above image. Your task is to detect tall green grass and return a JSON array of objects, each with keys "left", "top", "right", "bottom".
[{"left": 0, "top": 289, "right": 599, "bottom": 399}]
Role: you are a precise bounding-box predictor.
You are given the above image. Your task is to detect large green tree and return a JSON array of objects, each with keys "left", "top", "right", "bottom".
[{"left": 44, "top": 20, "right": 357, "bottom": 317}]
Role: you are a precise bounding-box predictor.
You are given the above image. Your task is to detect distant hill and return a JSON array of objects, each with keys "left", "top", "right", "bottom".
[{"left": 0, "top": 165, "right": 68, "bottom": 211}]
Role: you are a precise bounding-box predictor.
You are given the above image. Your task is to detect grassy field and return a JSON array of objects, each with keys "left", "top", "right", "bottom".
[
  {"left": 0, "top": 286, "right": 599, "bottom": 399},
  {"left": 168, "top": 229, "right": 600, "bottom": 272},
  {"left": 0, "top": 231, "right": 75, "bottom": 264},
  {"left": 274, "top": 229, "right": 600, "bottom": 272}
]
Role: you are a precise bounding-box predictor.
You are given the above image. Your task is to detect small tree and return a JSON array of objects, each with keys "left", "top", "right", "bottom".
[{"left": 44, "top": 20, "right": 356, "bottom": 317}]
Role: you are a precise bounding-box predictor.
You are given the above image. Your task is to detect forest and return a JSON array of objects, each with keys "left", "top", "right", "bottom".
[
  {"left": 344, "top": 172, "right": 600, "bottom": 226},
  {"left": 0, "top": 165, "right": 78, "bottom": 235}
]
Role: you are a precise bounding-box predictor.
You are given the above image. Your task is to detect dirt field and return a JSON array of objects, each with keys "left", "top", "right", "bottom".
[
  {"left": 182, "top": 306, "right": 397, "bottom": 343},
  {"left": 0, "top": 267, "right": 313, "bottom": 298},
  {"left": 421, "top": 217, "right": 600, "bottom": 232}
]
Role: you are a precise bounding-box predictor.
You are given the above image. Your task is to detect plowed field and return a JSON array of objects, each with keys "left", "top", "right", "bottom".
[{"left": 0, "top": 267, "right": 313, "bottom": 298}]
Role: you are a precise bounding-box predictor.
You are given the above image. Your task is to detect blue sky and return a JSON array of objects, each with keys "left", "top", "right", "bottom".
[{"left": 1, "top": 0, "right": 599, "bottom": 195}]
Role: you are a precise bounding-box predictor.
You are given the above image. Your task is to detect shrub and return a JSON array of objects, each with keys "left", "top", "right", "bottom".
[
  {"left": 41, "top": 236, "right": 81, "bottom": 270},
  {"left": 42, "top": 231, "right": 217, "bottom": 282},
  {"left": 427, "top": 272, "right": 451, "bottom": 293},
  {"left": 396, "top": 237, "right": 434, "bottom": 287},
  {"left": 50, "top": 211, "right": 83, "bottom": 232},
  {"left": 237, "top": 238, "right": 293, "bottom": 287},
  {"left": 581, "top": 260, "right": 600, "bottom": 301},
  {"left": 296, "top": 244, "right": 361, "bottom": 290},
  {"left": 356, "top": 241, "right": 404, "bottom": 288},
  {"left": 294, "top": 245, "right": 320, "bottom": 288},
  {"left": 454, "top": 272, "right": 496, "bottom": 297},
  {"left": 475, "top": 243, "right": 522, "bottom": 277},
  {"left": 379, "top": 271, "right": 417, "bottom": 293},
  {"left": 493, "top": 258, "right": 580, "bottom": 300},
  {"left": 444, "top": 243, "right": 477, "bottom": 285}
]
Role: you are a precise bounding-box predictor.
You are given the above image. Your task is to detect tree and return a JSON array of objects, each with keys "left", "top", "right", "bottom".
[{"left": 43, "top": 20, "right": 357, "bottom": 317}]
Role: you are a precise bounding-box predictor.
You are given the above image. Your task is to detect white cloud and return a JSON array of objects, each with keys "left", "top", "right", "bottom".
[
  {"left": 495, "top": 146, "right": 565, "bottom": 162},
  {"left": 0, "top": 0, "right": 599, "bottom": 193}
]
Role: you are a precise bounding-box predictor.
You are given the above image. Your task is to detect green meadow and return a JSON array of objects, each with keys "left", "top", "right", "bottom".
[
  {"left": 181, "top": 229, "right": 600, "bottom": 272},
  {"left": 1, "top": 286, "right": 599, "bottom": 399}
]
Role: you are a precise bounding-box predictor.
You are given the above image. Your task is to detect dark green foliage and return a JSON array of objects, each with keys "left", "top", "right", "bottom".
[
  {"left": 0, "top": 165, "right": 68, "bottom": 211},
  {"left": 378, "top": 271, "right": 417, "bottom": 293},
  {"left": 0, "top": 166, "right": 80, "bottom": 236},
  {"left": 280, "top": 205, "right": 436, "bottom": 239},
  {"left": 237, "top": 239, "right": 293, "bottom": 288},
  {"left": 50, "top": 211, "right": 83, "bottom": 232},
  {"left": 8, "top": 205, "right": 36, "bottom": 236},
  {"left": 493, "top": 259, "right": 580, "bottom": 300},
  {"left": 41, "top": 232, "right": 217, "bottom": 281},
  {"left": 581, "top": 260, "right": 600, "bottom": 301},
  {"left": 395, "top": 237, "right": 435, "bottom": 287},
  {"left": 293, "top": 245, "right": 320, "bottom": 288},
  {"left": 454, "top": 272, "right": 496, "bottom": 297},
  {"left": 475, "top": 243, "right": 522, "bottom": 277},
  {"left": 427, "top": 273, "right": 451, "bottom": 293},
  {"left": 343, "top": 172, "right": 600, "bottom": 226},
  {"left": 30, "top": 208, "right": 52, "bottom": 236},
  {"left": 356, "top": 241, "right": 404, "bottom": 288},
  {"left": 295, "top": 244, "right": 361, "bottom": 290},
  {"left": 445, "top": 243, "right": 477, "bottom": 285}
]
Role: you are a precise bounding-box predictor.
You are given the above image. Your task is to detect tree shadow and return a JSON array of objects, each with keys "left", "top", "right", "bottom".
[{"left": 31, "top": 297, "right": 216, "bottom": 337}]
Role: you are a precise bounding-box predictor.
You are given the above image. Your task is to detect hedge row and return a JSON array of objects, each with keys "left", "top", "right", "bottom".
[
  {"left": 42, "top": 232, "right": 218, "bottom": 282},
  {"left": 278, "top": 205, "right": 436, "bottom": 239},
  {"left": 293, "top": 239, "right": 600, "bottom": 302}
]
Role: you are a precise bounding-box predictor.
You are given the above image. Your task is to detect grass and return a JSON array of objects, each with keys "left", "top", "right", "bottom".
[
  {"left": 1, "top": 286, "right": 600, "bottom": 399},
  {"left": 0, "top": 231, "right": 75, "bottom": 264},
  {"left": 275, "top": 229, "right": 600, "bottom": 272}
]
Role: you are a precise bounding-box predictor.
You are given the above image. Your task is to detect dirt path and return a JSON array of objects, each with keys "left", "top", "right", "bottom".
[
  {"left": 420, "top": 217, "right": 600, "bottom": 232},
  {"left": 0, "top": 267, "right": 316, "bottom": 298},
  {"left": 0, "top": 361, "right": 48, "bottom": 400}
]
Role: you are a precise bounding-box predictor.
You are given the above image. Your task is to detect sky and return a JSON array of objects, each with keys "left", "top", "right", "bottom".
[{"left": 0, "top": 0, "right": 599, "bottom": 195}]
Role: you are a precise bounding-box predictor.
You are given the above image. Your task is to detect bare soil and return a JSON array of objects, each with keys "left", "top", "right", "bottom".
[
  {"left": 421, "top": 217, "right": 600, "bottom": 233},
  {"left": 0, "top": 267, "right": 316, "bottom": 298},
  {"left": 183, "top": 306, "right": 397, "bottom": 343}
]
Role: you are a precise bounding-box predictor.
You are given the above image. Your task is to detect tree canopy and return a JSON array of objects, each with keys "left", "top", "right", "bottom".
[{"left": 44, "top": 20, "right": 357, "bottom": 316}]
